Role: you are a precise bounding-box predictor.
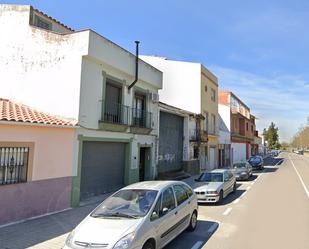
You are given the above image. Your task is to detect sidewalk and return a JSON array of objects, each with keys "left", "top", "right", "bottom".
[
  {"left": 0, "top": 177, "right": 199, "bottom": 249},
  {"left": 0, "top": 204, "right": 96, "bottom": 249}
]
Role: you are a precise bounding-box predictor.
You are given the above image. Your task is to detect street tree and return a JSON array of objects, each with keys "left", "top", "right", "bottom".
[{"left": 264, "top": 122, "right": 281, "bottom": 150}]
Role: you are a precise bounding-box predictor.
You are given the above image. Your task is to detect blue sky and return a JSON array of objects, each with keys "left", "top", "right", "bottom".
[{"left": 4, "top": 0, "right": 309, "bottom": 142}]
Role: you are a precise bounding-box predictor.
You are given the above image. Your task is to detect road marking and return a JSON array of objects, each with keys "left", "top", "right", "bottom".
[
  {"left": 207, "top": 223, "right": 219, "bottom": 234},
  {"left": 191, "top": 241, "right": 203, "bottom": 249},
  {"left": 240, "top": 191, "right": 247, "bottom": 198},
  {"left": 246, "top": 186, "right": 251, "bottom": 191},
  {"left": 289, "top": 155, "right": 309, "bottom": 199},
  {"left": 223, "top": 207, "right": 232, "bottom": 216},
  {"left": 233, "top": 198, "right": 240, "bottom": 204}
]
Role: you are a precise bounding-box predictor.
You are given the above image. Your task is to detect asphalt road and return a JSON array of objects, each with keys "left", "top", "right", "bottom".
[{"left": 165, "top": 152, "right": 309, "bottom": 249}]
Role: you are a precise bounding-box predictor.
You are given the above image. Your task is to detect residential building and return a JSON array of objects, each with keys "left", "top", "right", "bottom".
[
  {"left": 158, "top": 102, "right": 207, "bottom": 177},
  {"left": 218, "top": 111, "right": 232, "bottom": 168},
  {"left": 219, "top": 91, "right": 256, "bottom": 163},
  {"left": 0, "top": 98, "right": 76, "bottom": 226},
  {"left": 140, "top": 56, "right": 219, "bottom": 170},
  {"left": 0, "top": 4, "right": 162, "bottom": 207}
]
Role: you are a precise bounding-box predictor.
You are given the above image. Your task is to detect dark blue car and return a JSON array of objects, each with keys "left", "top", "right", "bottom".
[{"left": 248, "top": 156, "right": 264, "bottom": 170}]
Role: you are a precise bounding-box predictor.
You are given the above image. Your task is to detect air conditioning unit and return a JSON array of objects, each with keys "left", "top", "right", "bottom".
[{"left": 150, "top": 92, "right": 159, "bottom": 103}]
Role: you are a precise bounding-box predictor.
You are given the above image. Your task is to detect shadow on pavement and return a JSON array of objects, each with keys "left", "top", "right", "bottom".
[
  {"left": 0, "top": 204, "right": 96, "bottom": 249},
  {"left": 165, "top": 220, "right": 219, "bottom": 249},
  {"left": 262, "top": 167, "right": 279, "bottom": 173},
  {"left": 237, "top": 174, "right": 258, "bottom": 182},
  {"left": 199, "top": 188, "right": 246, "bottom": 207}
]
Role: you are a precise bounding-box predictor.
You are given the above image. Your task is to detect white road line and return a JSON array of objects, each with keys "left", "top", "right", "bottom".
[
  {"left": 223, "top": 207, "right": 232, "bottom": 216},
  {"left": 289, "top": 155, "right": 309, "bottom": 199},
  {"left": 207, "top": 223, "right": 219, "bottom": 234},
  {"left": 240, "top": 191, "right": 247, "bottom": 198},
  {"left": 246, "top": 186, "right": 251, "bottom": 191},
  {"left": 233, "top": 198, "right": 240, "bottom": 204},
  {"left": 191, "top": 241, "right": 203, "bottom": 249}
]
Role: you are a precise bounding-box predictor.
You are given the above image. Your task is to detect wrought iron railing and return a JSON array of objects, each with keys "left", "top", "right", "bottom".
[
  {"left": 0, "top": 147, "right": 29, "bottom": 185},
  {"left": 102, "top": 101, "right": 130, "bottom": 125},
  {"left": 131, "top": 108, "right": 152, "bottom": 129},
  {"left": 190, "top": 129, "right": 208, "bottom": 142},
  {"left": 101, "top": 101, "right": 152, "bottom": 129}
]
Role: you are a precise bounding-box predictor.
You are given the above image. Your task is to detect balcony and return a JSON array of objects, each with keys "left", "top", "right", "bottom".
[
  {"left": 99, "top": 101, "right": 152, "bottom": 134},
  {"left": 190, "top": 129, "right": 208, "bottom": 143}
]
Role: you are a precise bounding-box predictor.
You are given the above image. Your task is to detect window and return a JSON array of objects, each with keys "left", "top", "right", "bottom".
[
  {"left": 210, "top": 114, "right": 216, "bottom": 134},
  {"left": 182, "top": 184, "right": 193, "bottom": 197},
  {"left": 34, "top": 15, "right": 52, "bottom": 30},
  {"left": 251, "top": 125, "right": 254, "bottom": 132},
  {"left": 133, "top": 92, "right": 146, "bottom": 127},
  {"left": 246, "top": 122, "right": 249, "bottom": 131},
  {"left": 231, "top": 97, "right": 238, "bottom": 108},
  {"left": 0, "top": 146, "right": 29, "bottom": 185},
  {"left": 173, "top": 185, "right": 189, "bottom": 206},
  {"left": 204, "top": 112, "right": 209, "bottom": 132},
  {"left": 193, "top": 146, "right": 199, "bottom": 159},
  {"left": 161, "top": 187, "right": 176, "bottom": 215},
  {"left": 211, "top": 88, "right": 216, "bottom": 102},
  {"left": 104, "top": 81, "right": 123, "bottom": 124},
  {"left": 150, "top": 194, "right": 162, "bottom": 221}
]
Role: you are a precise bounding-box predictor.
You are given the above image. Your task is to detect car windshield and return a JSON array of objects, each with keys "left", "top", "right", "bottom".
[
  {"left": 234, "top": 163, "right": 246, "bottom": 168},
  {"left": 91, "top": 189, "right": 158, "bottom": 218},
  {"left": 249, "top": 157, "right": 261, "bottom": 163},
  {"left": 196, "top": 172, "right": 223, "bottom": 182}
]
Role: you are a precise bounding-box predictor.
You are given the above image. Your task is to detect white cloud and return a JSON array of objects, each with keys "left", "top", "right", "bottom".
[{"left": 210, "top": 66, "right": 309, "bottom": 142}]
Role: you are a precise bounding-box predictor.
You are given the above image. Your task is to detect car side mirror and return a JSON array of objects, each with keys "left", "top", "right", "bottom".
[
  {"left": 150, "top": 211, "right": 159, "bottom": 221},
  {"left": 162, "top": 207, "right": 169, "bottom": 215}
]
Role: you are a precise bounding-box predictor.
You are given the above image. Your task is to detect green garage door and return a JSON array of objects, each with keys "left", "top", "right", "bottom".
[{"left": 80, "top": 141, "right": 125, "bottom": 201}]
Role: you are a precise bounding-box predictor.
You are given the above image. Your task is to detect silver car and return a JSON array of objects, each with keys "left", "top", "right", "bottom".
[
  {"left": 64, "top": 181, "right": 198, "bottom": 249},
  {"left": 233, "top": 162, "right": 253, "bottom": 181},
  {"left": 194, "top": 169, "right": 236, "bottom": 203}
]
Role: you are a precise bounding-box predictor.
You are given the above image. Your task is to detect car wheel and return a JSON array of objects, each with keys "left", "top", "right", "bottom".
[
  {"left": 187, "top": 210, "right": 198, "bottom": 232},
  {"left": 142, "top": 241, "right": 155, "bottom": 249},
  {"left": 233, "top": 183, "right": 237, "bottom": 192},
  {"left": 219, "top": 190, "right": 224, "bottom": 202}
]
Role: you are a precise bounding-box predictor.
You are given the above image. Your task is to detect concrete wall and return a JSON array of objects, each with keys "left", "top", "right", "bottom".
[
  {"left": 0, "top": 124, "right": 75, "bottom": 180},
  {"left": 0, "top": 177, "right": 71, "bottom": 226},
  {"left": 0, "top": 4, "right": 89, "bottom": 119},
  {"left": 0, "top": 123, "right": 75, "bottom": 225},
  {"left": 232, "top": 142, "right": 247, "bottom": 163},
  {"left": 219, "top": 104, "right": 231, "bottom": 144},
  {"left": 140, "top": 56, "right": 201, "bottom": 114}
]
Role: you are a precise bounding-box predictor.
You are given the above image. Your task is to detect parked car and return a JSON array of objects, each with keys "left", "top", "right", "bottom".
[
  {"left": 295, "top": 150, "right": 304, "bottom": 155},
  {"left": 233, "top": 162, "right": 253, "bottom": 181},
  {"left": 64, "top": 181, "right": 198, "bottom": 249},
  {"left": 194, "top": 169, "right": 236, "bottom": 203},
  {"left": 271, "top": 150, "right": 279, "bottom": 157},
  {"left": 248, "top": 155, "right": 264, "bottom": 170}
]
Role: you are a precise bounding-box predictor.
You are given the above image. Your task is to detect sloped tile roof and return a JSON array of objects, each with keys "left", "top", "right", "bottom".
[{"left": 0, "top": 98, "right": 77, "bottom": 127}]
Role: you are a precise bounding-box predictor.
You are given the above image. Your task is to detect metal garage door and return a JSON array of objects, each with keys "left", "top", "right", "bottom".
[
  {"left": 80, "top": 141, "right": 125, "bottom": 201},
  {"left": 158, "top": 111, "right": 184, "bottom": 173}
]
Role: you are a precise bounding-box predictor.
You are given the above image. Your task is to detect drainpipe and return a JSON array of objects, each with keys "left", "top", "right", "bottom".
[{"left": 128, "top": 41, "right": 140, "bottom": 90}]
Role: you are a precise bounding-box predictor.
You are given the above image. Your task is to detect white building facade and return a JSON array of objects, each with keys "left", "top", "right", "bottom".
[
  {"left": 140, "top": 55, "right": 219, "bottom": 170},
  {"left": 0, "top": 4, "right": 162, "bottom": 206}
]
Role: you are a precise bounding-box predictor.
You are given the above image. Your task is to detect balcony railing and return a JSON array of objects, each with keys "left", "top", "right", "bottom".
[
  {"left": 190, "top": 129, "right": 208, "bottom": 142},
  {"left": 101, "top": 101, "right": 152, "bottom": 129}
]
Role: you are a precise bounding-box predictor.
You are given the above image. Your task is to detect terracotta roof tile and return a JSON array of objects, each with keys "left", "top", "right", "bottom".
[{"left": 0, "top": 98, "right": 77, "bottom": 127}]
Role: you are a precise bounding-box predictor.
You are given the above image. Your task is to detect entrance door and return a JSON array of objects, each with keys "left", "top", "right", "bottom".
[
  {"left": 139, "top": 147, "right": 151, "bottom": 181},
  {"left": 210, "top": 147, "right": 215, "bottom": 170}
]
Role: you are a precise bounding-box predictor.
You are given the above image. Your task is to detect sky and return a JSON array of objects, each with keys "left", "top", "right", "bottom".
[{"left": 3, "top": 0, "right": 309, "bottom": 142}]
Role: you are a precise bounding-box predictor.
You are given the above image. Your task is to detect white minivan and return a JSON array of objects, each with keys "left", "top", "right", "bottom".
[{"left": 64, "top": 181, "right": 198, "bottom": 249}]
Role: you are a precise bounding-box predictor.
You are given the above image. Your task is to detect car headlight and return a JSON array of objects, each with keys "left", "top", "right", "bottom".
[
  {"left": 113, "top": 232, "right": 135, "bottom": 249},
  {"left": 207, "top": 190, "right": 218, "bottom": 194},
  {"left": 65, "top": 230, "right": 75, "bottom": 248}
]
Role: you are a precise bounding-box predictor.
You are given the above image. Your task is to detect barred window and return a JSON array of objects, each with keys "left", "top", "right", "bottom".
[{"left": 0, "top": 147, "right": 29, "bottom": 185}]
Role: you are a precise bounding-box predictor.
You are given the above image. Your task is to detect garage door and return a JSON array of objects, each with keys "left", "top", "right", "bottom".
[
  {"left": 158, "top": 111, "right": 184, "bottom": 173},
  {"left": 80, "top": 141, "right": 125, "bottom": 201}
]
